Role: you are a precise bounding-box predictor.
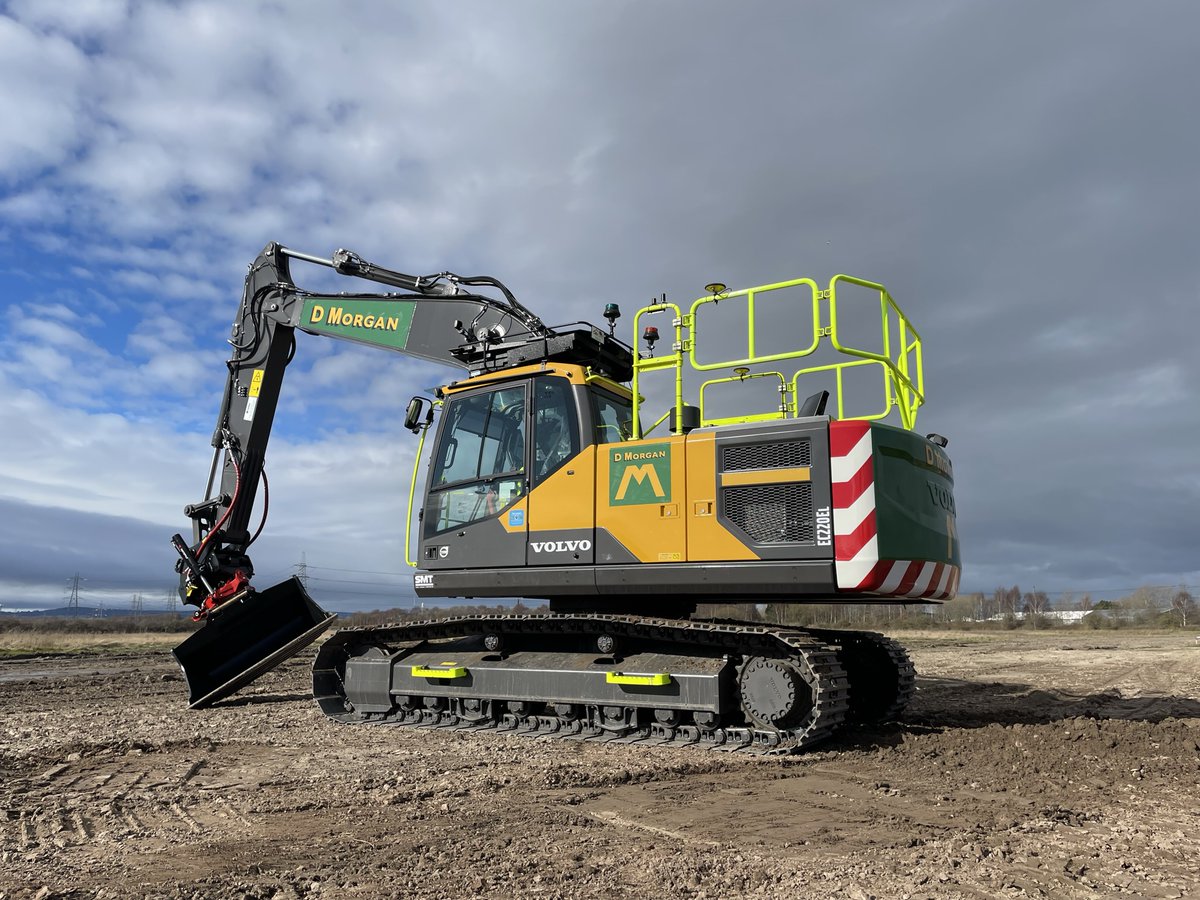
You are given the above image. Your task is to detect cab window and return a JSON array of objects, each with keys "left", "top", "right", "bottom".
[
  {"left": 591, "top": 390, "right": 634, "bottom": 444},
  {"left": 426, "top": 385, "right": 526, "bottom": 535},
  {"left": 532, "top": 378, "right": 579, "bottom": 482}
]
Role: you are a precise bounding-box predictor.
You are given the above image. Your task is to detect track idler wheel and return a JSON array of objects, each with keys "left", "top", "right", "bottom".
[
  {"left": 737, "top": 657, "right": 815, "bottom": 730},
  {"left": 832, "top": 634, "right": 915, "bottom": 725}
]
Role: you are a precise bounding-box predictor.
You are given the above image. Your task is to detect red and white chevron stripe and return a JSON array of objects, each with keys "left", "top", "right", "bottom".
[{"left": 829, "top": 420, "right": 958, "bottom": 600}]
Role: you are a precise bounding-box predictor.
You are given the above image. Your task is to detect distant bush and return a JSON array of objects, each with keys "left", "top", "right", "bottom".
[
  {"left": 0, "top": 614, "right": 197, "bottom": 635},
  {"left": 694, "top": 603, "right": 764, "bottom": 621}
]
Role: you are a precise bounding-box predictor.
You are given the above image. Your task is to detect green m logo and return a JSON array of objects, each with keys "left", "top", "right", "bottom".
[{"left": 609, "top": 443, "right": 671, "bottom": 506}]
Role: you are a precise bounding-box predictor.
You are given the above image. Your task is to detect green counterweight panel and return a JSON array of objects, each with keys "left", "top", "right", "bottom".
[{"left": 871, "top": 425, "right": 959, "bottom": 568}]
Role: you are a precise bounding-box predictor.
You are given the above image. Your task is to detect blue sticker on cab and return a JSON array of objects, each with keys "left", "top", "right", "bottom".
[{"left": 508, "top": 509, "right": 525, "bottom": 526}]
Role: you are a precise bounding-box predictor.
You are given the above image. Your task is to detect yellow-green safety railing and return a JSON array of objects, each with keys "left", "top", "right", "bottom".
[
  {"left": 698, "top": 370, "right": 788, "bottom": 427},
  {"left": 405, "top": 401, "right": 441, "bottom": 568},
  {"left": 630, "top": 274, "right": 924, "bottom": 435},
  {"left": 630, "top": 300, "right": 687, "bottom": 438}
]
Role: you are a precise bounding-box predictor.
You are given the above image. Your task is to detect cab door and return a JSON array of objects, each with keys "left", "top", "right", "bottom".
[
  {"left": 420, "top": 382, "right": 529, "bottom": 569},
  {"left": 524, "top": 377, "right": 595, "bottom": 565}
]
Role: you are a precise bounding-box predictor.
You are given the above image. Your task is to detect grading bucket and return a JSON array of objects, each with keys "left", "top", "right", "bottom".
[{"left": 172, "top": 577, "right": 336, "bottom": 708}]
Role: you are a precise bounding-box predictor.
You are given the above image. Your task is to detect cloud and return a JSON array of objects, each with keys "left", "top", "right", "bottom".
[
  {"left": 0, "top": 1, "right": 1198, "bottom": 611},
  {"left": 0, "top": 365, "right": 419, "bottom": 611},
  {"left": 5, "top": 0, "right": 132, "bottom": 37},
  {"left": 0, "top": 15, "right": 88, "bottom": 180}
]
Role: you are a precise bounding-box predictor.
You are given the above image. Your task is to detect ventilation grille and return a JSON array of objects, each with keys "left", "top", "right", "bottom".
[
  {"left": 723, "top": 483, "right": 814, "bottom": 544},
  {"left": 722, "top": 440, "right": 811, "bottom": 471}
]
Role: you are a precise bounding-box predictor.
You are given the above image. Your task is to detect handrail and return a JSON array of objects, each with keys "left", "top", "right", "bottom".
[
  {"left": 698, "top": 371, "right": 788, "bottom": 427},
  {"left": 827, "top": 275, "right": 924, "bottom": 430},
  {"left": 688, "top": 277, "right": 821, "bottom": 370},
  {"left": 629, "top": 274, "right": 924, "bottom": 433},
  {"left": 404, "top": 402, "right": 439, "bottom": 567},
  {"left": 630, "top": 301, "right": 685, "bottom": 439}
]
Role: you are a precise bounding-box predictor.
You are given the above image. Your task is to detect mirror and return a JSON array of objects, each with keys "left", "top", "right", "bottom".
[{"left": 404, "top": 396, "right": 429, "bottom": 434}]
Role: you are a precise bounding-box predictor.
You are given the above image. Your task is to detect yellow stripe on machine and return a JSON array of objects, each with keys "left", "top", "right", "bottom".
[
  {"left": 720, "top": 466, "right": 811, "bottom": 487},
  {"left": 412, "top": 663, "right": 467, "bottom": 679},
  {"left": 606, "top": 671, "right": 671, "bottom": 686}
]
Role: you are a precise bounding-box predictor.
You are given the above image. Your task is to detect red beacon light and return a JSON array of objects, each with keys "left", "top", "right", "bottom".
[{"left": 642, "top": 325, "right": 660, "bottom": 355}]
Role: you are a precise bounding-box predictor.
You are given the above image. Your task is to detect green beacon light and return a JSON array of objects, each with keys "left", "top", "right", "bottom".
[{"left": 603, "top": 302, "right": 621, "bottom": 336}]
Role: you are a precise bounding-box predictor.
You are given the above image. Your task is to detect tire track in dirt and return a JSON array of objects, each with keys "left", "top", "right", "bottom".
[
  {"left": 1, "top": 637, "right": 1197, "bottom": 899},
  {"left": 0, "top": 747, "right": 269, "bottom": 857}
]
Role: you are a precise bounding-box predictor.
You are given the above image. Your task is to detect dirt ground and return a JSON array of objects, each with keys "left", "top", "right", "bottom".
[{"left": 2, "top": 630, "right": 1198, "bottom": 899}]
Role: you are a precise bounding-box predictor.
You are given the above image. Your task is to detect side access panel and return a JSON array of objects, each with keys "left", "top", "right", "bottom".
[
  {"left": 420, "top": 515, "right": 528, "bottom": 570},
  {"left": 595, "top": 436, "right": 687, "bottom": 564},
  {"left": 687, "top": 419, "right": 835, "bottom": 563},
  {"left": 683, "top": 430, "right": 758, "bottom": 563},
  {"left": 524, "top": 445, "right": 596, "bottom": 565}
]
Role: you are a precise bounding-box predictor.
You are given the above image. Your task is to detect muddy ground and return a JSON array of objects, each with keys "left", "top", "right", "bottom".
[{"left": 2, "top": 630, "right": 1198, "bottom": 899}]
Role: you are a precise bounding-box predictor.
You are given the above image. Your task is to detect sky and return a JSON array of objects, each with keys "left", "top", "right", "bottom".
[{"left": 0, "top": 0, "right": 1197, "bottom": 614}]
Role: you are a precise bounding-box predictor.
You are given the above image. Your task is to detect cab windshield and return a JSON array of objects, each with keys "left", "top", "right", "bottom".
[{"left": 426, "top": 384, "right": 526, "bottom": 536}]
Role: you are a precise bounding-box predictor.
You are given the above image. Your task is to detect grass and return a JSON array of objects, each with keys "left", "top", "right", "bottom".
[{"left": 0, "top": 631, "right": 188, "bottom": 657}]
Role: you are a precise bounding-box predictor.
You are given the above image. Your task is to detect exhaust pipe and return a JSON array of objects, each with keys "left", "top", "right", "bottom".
[{"left": 173, "top": 577, "right": 336, "bottom": 708}]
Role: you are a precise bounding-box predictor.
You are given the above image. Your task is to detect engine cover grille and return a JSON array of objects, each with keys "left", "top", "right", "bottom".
[
  {"left": 724, "top": 483, "right": 815, "bottom": 544},
  {"left": 723, "top": 439, "right": 811, "bottom": 471}
]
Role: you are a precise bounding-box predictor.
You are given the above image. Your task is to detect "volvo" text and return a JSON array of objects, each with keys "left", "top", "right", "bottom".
[{"left": 530, "top": 540, "right": 592, "bottom": 553}]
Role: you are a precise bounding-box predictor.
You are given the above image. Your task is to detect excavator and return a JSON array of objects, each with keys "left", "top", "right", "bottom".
[{"left": 171, "top": 241, "right": 959, "bottom": 753}]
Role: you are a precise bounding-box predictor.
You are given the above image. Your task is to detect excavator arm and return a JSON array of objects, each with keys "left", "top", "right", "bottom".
[{"left": 170, "top": 241, "right": 549, "bottom": 706}]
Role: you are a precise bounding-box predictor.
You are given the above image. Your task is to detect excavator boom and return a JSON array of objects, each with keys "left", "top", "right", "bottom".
[{"left": 171, "top": 242, "right": 570, "bottom": 705}]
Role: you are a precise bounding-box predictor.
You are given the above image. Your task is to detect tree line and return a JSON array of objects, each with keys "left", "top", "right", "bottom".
[{"left": 748, "top": 584, "right": 1197, "bottom": 630}]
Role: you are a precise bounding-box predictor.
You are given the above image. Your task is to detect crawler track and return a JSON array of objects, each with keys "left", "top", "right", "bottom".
[
  {"left": 803, "top": 628, "right": 915, "bottom": 723},
  {"left": 314, "top": 614, "right": 912, "bottom": 754}
]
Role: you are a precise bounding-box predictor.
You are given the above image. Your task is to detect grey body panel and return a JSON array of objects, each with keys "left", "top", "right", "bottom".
[
  {"left": 421, "top": 515, "right": 526, "bottom": 569},
  {"left": 416, "top": 564, "right": 597, "bottom": 596},
  {"left": 593, "top": 527, "right": 640, "bottom": 565},
  {"left": 708, "top": 418, "right": 833, "bottom": 561},
  {"left": 594, "top": 560, "right": 835, "bottom": 594},
  {"left": 413, "top": 559, "right": 838, "bottom": 600},
  {"left": 343, "top": 646, "right": 731, "bottom": 715},
  {"left": 526, "top": 528, "right": 595, "bottom": 566}
]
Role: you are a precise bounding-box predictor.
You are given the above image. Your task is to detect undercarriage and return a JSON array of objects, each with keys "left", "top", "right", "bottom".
[{"left": 313, "top": 613, "right": 914, "bottom": 754}]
